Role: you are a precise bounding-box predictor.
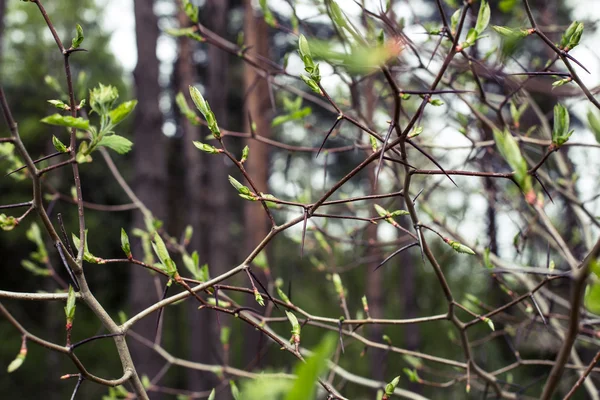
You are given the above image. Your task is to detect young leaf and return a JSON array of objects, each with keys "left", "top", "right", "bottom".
[
  {"left": 189, "top": 86, "right": 220, "bottom": 138},
  {"left": 493, "top": 128, "right": 531, "bottom": 192},
  {"left": 121, "top": 228, "right": 131, "bottom": 258},
  {"left": 7, "top": 347, "right": 26, "bottom": 373},
  {"left": 491, "top": 26, "right": 529, "bottom": 38},
  {"left": 445, "top": 239, "right": 476, "bottom": 255},
  {"left": 181, "top": 0, "right": 198, "bottom": 23},
  {"left": 21, "top": 260, "right": 51, "bottom": 276},
  {"left": 384, "top": 376, "right": 401, "bottom": 397},
  {"left": 71, "top": 24, "right": 84, "bottom": 49},
  {"left": 587, "top": 109, "right": 600, "bottom": 143},
  {"left": 52, "top": 136, "right": 68, "bottom": 153},
  {"left": 41, "top": 114, "right": 89, "bottom": 130},
  {"left": 176, "top": 92, "right": 200, "bottom": 125},
  {"left": 48, "top": 99, "right": 69, "bottom": 110},
  {"left": 474, "top": 0, "right": 490, "bottom": 34},
  {"left": 228, "top": 175, "right": 252, "bottom": 196},
  {"left": 109, "top": 100, "right": 138, "bottom": 125},
  {"left": 97, "top": 135, "right": 133, "bottom": 154},
  {"left": 284, "top": 334, "right": 337, "bottom": 400},
  {"left": 241, "top": 145, "right": 249, "bottom": 163},
  {"left": 0, "top": 214, "right": 18, "bottom": 231},
  {"left": 64, "top": 285, "right": 77, "bottom": 323},
  {"left": 552, "top": 103, "right": 573, "bottom": 147},
  {"left": 193, "top": 141, "right": 221, "bottom": 154}
]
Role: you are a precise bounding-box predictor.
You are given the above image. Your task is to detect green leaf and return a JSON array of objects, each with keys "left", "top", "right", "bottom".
[
  {"left": 228, "top": 175, "right": 252, "bottom": 196},
  {"left": 165, "top": 27, "right": 204, "bottom": 42},
  {"left": 491, "top": 25, "right": 529, "bottom": 39},
  {"left": 450, "top": 9, "right": 460, "bottom": 33},
  {"left": 561, "top": 21, "right": 584, "bottom": 50},
  {"left": 121, "top": 229, "right": 131, "bottom": 258},
  {"left": 0, "top": 214, "right": 18, "bottom": 231},
  {"left": 493, "top": 128, "right": 531, "bottom": 192},
  {"left": 284, "top": 333, "right": 337, "bottom": 400},
  {"left": 374, "top": 204, "right": 388, "bottom": 218},
  {"left": 97, "top": 135, "right": 133, "bottom": 154},
  {"left": 300, "top": 75, "right": 322, "bottom": 94},
  {"left": 7, "top": 352, "right": 26, "bottom": 373},
  {"left": 585, "top": 282, "right": 600, "bottom": 315},
  {"left": 286, "top": 311, "right": 301, "bottom": 338},
  {"left": 72, "top": 230, "right": 100, "bottom": 263},
  {"left": 52, "top": 135, "right": 68, "bottom": 153},
  {"left": 298, "top": 34, "right": 311, "bottom": 60},
  {"left": 403, "top": 368, "right": 420, "bottom": 383},
  {"left": 41, "top": 114, "right": 89, "bottom": 131},
  {"left": 89, "top": 83, "right": 119, "bottom": 115},
  {"left": 446, "top": 239, "right": 476, "bottom": 255},
  {"left": 220, "top": 326, "right": 231, "bottom": 346},
  {"left": 175, "top": 92, "right": 199, "bottom": 125},
  {"left": 189, "top": 86, "right": 220, "bottom": 138},
  {"left": 254, "top": 289, "right": 265, "bottom": 307},
  {"left": 64, "top": 285, "right": 77, "bottom": 323},
  {"left": 587, "top": 110, "right": 600, "bottom": 143},
  {"left": 109, "top": 100, "right": 138, "bottom": 125},
  {"left": 552, "top": 103, "right": 573, "bottom": 147},
  {"left": 181, "top": 0, "right": 198, "bottom": 23},
  {"left": 277, "top": 286, "right": 291, "bottom": 305},
  {"left": 151, "top": 232, "right": 177, "bottom": 277},
  {"left": 207, "top": 389, "right": 215, "bottom": 400},
  {"left": 483, "top": 317, "right": 495, "bottom": 331},
  {"left": 332, "top": 273, "right": 344, "bottom": 296},
  {"left": 241, "top": 145, "right": 249, "bottom": 163},
  {"left": 272, "top": 107, "right": 312, "bottom": 127},
  {"left": 384, "top": 376, "right": 401, "bottom": 396},
  {"left": 193, "top": 141, "right": 220, "bottom": 154},
  {"left": 48, "top": 99, "right": 69, "bottom": 110},
  {"left": 474, "top": 0, "right": 490, "bottom": 34},
  {"left": 259, "top": 0, "right": 276, "bottom": 27},
  {"left": 72, "top": 24, "right": 84, "bottom": 49},
  {"left": 21, "top": 260, "right": 51, "bottom": 276}
]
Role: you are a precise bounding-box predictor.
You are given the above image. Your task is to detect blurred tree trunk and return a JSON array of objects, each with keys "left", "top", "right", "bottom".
[
  {"left": 363, "top": 78, "right": 384, "bottom": 380},
  {"left": 243, "top": 0, "right": 271, "bottom": 252},
  {"left": 128, "top": 0, "right": 166, "bottom": 383},
  {"left": 0, "top": 0, "right": 5, "bottom": 62},
  {"left": 242, "top": 0, "right": 272, "bottom": 366},
  {"left": 182, "top": 0, "right": 232, "bottom": 393}
]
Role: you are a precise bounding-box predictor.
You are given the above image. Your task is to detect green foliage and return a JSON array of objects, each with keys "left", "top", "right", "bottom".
[
  {"left": 120, "top": 228, "right": 131, "bottom": 258},
  {"left": 64, "top": 285, "right": 77, "bottom": 323},
  {"left": 41, "top": 114, "right": 90, "bottom": 130},
  {"left": 0, "top": 214, "right": 18, "bottom": 231},
  {"left": 560, "top": 21, "right": 584, "bottom": 50},
  {"left": 7, "top": 349, "right": 26, "bottom": 373},
  {"left": 493, "top": 128, "right": 532, "bottom": 192},
  {"left": 71, "top": 23, "right": 84, "bottom": 49},
  {"left": 552, "top": 103, "right": 573, "bottom": 147},
  {"left": 282, "top": 334, "right": 337, "bottom": 400},
  {"left": 189, "top": 85, "right": 220, "bottom": 138}
]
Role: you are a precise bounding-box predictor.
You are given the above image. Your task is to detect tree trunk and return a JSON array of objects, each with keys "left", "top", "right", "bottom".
[
  {"left": 242, "top": 0, "right": 272, "bottom": 366},
  {"left": 128, "top": 0, "right": 166, "bottom": 383},
  {"left": 243, "top": 0, "right": 271, "bottom": 253},
  {"left": 182, "top": 0, "right": 232, "bottom": 392}
]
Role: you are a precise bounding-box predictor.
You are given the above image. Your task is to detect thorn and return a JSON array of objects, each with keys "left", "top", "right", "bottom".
[
  {"left": 317, "top": 117, "right": 342, "bottom": 157},
  {"left": 374, "top": 242, "right": 419, "bottom": 271},
  {"left": 407, "top": 139, "right": 457, "bottom": 187},
  {"left": 374, "top": 123, "right": 395, "bottom": 188},
  {"left": 530, "top": 294, "right": 547, "bottom": 326},
  {"left": 301, "top": 209, "right": 308, "bottom": 258}
]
